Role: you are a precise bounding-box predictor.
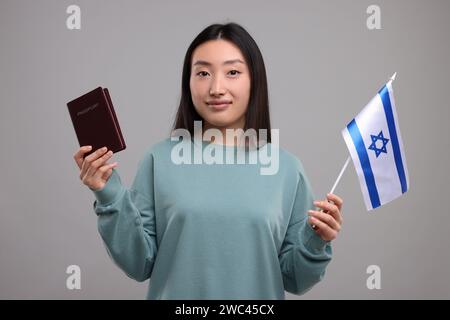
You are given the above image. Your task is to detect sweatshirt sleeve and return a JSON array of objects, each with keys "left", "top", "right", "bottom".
[
  {"left": 279, "top": 163, "right": 333, "bottom": 295},
  {"left": 90, "top": 150, "right": 158, "bottom": 282}
]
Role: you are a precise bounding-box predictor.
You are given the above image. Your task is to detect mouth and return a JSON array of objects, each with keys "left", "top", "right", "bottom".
[{"left": 206, "top": 100, "right": 232, "bottom": 111}]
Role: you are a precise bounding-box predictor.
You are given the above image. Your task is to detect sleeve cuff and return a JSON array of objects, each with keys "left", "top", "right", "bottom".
[
  {"left": 301, "top": 219, "right": 330, "bottom": 252},
  {"left": 90, "top": 169, "right": 125, "bottom": 206}
]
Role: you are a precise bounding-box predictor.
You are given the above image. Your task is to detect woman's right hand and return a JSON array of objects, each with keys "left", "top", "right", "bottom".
[{"left": 73, "top": 146, "right": 118, "bottom": 191}]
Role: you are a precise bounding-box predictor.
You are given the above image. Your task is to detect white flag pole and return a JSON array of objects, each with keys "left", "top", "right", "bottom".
[
  {"left": 329, "top": 156, "right": 351, "bottom": 195},
  {"left": 388, "top": 72, "right": 397, "bottom": 84}
]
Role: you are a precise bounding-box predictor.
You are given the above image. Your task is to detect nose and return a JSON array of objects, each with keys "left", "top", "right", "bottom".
[{"left": 209, "top": 75, "right": 226, "bottom": 96}]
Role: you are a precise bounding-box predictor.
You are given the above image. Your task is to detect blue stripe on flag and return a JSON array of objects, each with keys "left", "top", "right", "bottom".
[
  {"left": 378, "top": 85, "right": 408, "bottom": 193},
  {"left": 347, "top": 119, "right": 381, "bottom": 209}
]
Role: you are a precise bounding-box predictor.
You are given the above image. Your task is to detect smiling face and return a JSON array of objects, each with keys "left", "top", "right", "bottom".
[{"left": 190, "top": 39, "right": 251, "bottom": 135}]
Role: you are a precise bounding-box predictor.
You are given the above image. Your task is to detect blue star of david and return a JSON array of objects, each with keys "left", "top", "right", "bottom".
[{"left": 368, "top": 131, "right": 389, "bottom": 158}]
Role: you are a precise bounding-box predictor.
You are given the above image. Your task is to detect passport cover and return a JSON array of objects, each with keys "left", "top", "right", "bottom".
[{"left": 67, "top": 87, "right": 126, "bottom": 158}]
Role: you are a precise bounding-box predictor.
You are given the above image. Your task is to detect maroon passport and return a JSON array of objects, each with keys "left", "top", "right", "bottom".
[{"left": 67, "top": 87, "right": 126, "bottom": 157}]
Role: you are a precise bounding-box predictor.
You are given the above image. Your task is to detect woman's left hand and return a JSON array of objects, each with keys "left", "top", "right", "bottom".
[{"left": 308, "top": 193, "right": 343, "bottom": 242}]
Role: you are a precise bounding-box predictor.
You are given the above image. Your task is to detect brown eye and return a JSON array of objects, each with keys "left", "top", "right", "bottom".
[
  {"left": 228, "top": 70, "right": 241, "bottom": 76},
  {"left": 197, "top": 71, "right": 209, "bottom": 77}
]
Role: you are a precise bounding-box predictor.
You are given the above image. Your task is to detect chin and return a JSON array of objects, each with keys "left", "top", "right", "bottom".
[{"left": 204, "top": 117, "right": 234, "bottom": 128}]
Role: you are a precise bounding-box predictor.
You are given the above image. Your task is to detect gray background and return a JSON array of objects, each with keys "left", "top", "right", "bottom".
[{"left": 1, "top": 0, "right": 449, "bottom": 299}]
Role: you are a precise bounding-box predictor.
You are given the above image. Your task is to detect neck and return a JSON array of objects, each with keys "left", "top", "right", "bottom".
[{"left": 202, "top": 117, "right": 246, "bottom": 146}]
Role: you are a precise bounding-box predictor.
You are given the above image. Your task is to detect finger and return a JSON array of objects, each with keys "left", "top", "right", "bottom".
[
  {"left": 82, "top": 161, "right": 117, "bottom": 189},
  {"left": 91, "top": 152, "right": 115, "bottom": 180},
  {"left": 328, "top": 209, "right": 343, "bottom": 227},
  {"left": 309, "top": 216, "right": 337, "bottom": 241},
  {"left": 308, "top": 210, "right": 341, "bottom": 232},
  {"left": 74, "top": 146, "right": 92, "bottom": 169},
  {"left": 315, "top": 199, "right": 343, "bottom": 225},
  {"left": 314, "top": 200, "right": 338, "bottom": 215},
  {"left": 323, "top": 197, "right": 343, "bottom": 225},
  {"left": 85, "top": 150, "right": 114, "bottom": 181},
  {"left": 92, "top": 150, "right": 114, "bottom": 170},
  {"left": 95, "top": 162, "right": 118, "bottom": 182},
  {"left": 80, "top": 147, "right": 108, "bottom": 180},
  {"left": 102, "top": 163, "right": 118, "bottom": 180},
  {"left": 327, "top": 193, "right": 343, "bottom": 211},
  {"left": 84, "top": 146, "right": 108, "bottom": 163}
]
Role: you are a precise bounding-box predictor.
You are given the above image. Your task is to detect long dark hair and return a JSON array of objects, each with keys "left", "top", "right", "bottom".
[{"left": 171, "top": 22, "right": 271, "bottom": 144}]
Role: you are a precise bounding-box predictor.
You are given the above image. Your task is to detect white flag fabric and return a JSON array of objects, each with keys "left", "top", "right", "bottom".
[{"left": 342, "top": 79, "right": 409, "bottom": 211}]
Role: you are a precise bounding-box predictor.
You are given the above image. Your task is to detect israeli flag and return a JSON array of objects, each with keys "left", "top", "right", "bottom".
[{"left": 342, "top": 74, "right": 409, "bottom": 211}]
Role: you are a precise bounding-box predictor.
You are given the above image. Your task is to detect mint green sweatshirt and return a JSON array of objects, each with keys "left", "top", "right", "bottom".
[{"left": 91, "top": 137, "right": 332, "bottom": 299}]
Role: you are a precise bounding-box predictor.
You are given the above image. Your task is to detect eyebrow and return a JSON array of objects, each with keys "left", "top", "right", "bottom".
[{"left": 192, "top": 59, "right": 245, "bottom": 67}]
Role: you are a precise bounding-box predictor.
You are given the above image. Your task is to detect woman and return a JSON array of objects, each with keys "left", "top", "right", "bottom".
[{"left": 73, "top": 22, "right": 343, "bottom": 299}]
